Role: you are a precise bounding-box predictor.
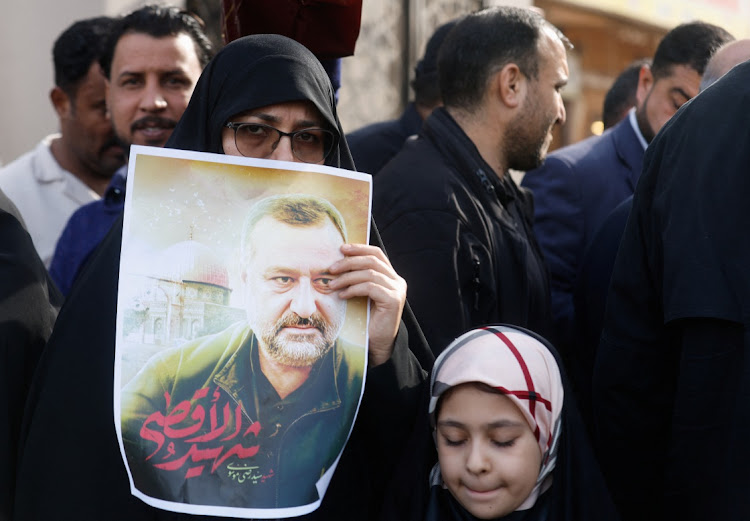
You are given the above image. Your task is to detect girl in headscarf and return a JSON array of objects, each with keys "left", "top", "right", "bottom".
[
  {"left": 381, "top": 325, "right": 618, "bottom": 521},
  {"left": 14, "top": 35, "right": 430, "bottom": 521}
]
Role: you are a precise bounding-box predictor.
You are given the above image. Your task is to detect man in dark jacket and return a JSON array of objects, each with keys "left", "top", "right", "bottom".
[{"left": 374, "top": 7, "right": 569, "bottom": 354}]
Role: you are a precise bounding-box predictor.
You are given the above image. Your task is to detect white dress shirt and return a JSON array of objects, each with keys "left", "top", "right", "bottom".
[{"left": 0, "top": 135, "right": 100, "bottom": 267}]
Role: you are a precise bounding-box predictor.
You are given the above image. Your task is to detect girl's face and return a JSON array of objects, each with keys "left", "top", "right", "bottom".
[{"left": 436, "top": 383, "right": 542, "bottom": 519}]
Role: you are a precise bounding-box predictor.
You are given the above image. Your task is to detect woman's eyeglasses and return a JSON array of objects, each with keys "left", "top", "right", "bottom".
[{"left": 224, "top": 122, "right": 335, "bottom": 164}]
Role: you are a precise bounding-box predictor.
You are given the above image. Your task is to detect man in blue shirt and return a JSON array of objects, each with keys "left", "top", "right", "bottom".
[{"left": 49, "top": 5, "right": 212, "bottom": 295}]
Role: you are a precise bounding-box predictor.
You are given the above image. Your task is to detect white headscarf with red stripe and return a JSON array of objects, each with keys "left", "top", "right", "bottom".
[{"left": 428, "top": 325, "right": 564, "bottom": 511}]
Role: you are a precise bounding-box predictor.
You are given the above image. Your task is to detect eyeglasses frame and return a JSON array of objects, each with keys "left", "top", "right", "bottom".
[{"left": 224, "top": 122, "right": 335, "bottom": 164}]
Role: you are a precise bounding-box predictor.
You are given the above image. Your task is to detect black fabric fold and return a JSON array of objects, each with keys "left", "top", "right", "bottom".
[{"left": 594, "top": 61, "right": 750, "bottom": 520}]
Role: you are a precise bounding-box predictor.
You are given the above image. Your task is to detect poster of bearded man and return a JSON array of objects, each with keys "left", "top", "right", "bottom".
[{"left": 114, "top": 146, "right": 369, "bottom": 519}]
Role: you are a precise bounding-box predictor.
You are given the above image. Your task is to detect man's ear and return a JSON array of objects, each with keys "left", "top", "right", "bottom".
[
  {"left": 635, "top": 63, "right": 653, "bottom": 109},
  {"left": 496, "top": 63, "right": 525, "bottom": 109},
  {"left": 50, "top": 86, "right": 71, "bottom": 119}
]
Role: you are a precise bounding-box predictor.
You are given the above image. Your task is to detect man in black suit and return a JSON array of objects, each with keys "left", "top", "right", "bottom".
[{"left": 521, "top": 22, "right": 733, "bottom": 358}]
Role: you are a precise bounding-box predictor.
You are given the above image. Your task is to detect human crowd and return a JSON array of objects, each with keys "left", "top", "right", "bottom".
[{"left": 2, "top": 3, "right": 750, "bottom": 521}]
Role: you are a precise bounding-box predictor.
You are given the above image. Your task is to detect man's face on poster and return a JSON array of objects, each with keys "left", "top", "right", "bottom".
[{"left": 242, "top": 215, "right": 347, "bottom": 367}]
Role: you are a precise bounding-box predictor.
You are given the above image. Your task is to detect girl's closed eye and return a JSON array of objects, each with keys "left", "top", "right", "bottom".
[
  {"left": 492, "top": 438, "right": 517, "bottom": 448},
  {"left": 441, "top": 435, "right": 466, "bottom": 447},
  {"left": 437, "top": 427, "right": 466, "bottom": 447}
]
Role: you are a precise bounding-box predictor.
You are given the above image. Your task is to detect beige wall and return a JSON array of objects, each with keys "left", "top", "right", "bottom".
[{"left": 0, "top": 0, "right": 180, "bottom": 165}]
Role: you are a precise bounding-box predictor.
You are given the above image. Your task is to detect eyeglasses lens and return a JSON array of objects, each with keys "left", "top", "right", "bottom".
[{"left": 234, "top": 124, "right": 333, "bottom": 163}]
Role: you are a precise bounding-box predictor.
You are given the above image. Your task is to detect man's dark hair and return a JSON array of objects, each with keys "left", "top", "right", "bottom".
[
  {"left": 651, "top": 22, "right": 734, "bottom": 80},
  {"left": 412, "top": 18, "right": 461, "bottom": 109},
  {"left": 602, "top": 59, "right": 650, "bottom": 129},
  {"left": 53, "top": 16, "right": 115, "bottom": 97},
  {"left": 241, "top": 194, "right": 347, "bottom": 263},
  {"left": 99, "top": 4, "right": 214, "bottom": 79},
  {"left": 438, "top": 6, "right": 571, "bottom": 112}
]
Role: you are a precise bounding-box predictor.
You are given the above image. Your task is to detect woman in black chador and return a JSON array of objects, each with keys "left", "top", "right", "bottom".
[{"left": 13, "top": 35, "right": 430, "bottom": 521}]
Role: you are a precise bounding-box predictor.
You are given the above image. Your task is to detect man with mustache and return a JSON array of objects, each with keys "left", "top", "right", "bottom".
[
  {"left": 49, "top": 5, "right": 212, "bottom": 295},
  {"left": 0, "top": 17, "right": 124, "bottom": 267},
  {"left": 374, "top": 7, "right": 569, "bottom": 355},
  {"left": 120, "top": 193, "right": 365, "bottom": 509}
]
